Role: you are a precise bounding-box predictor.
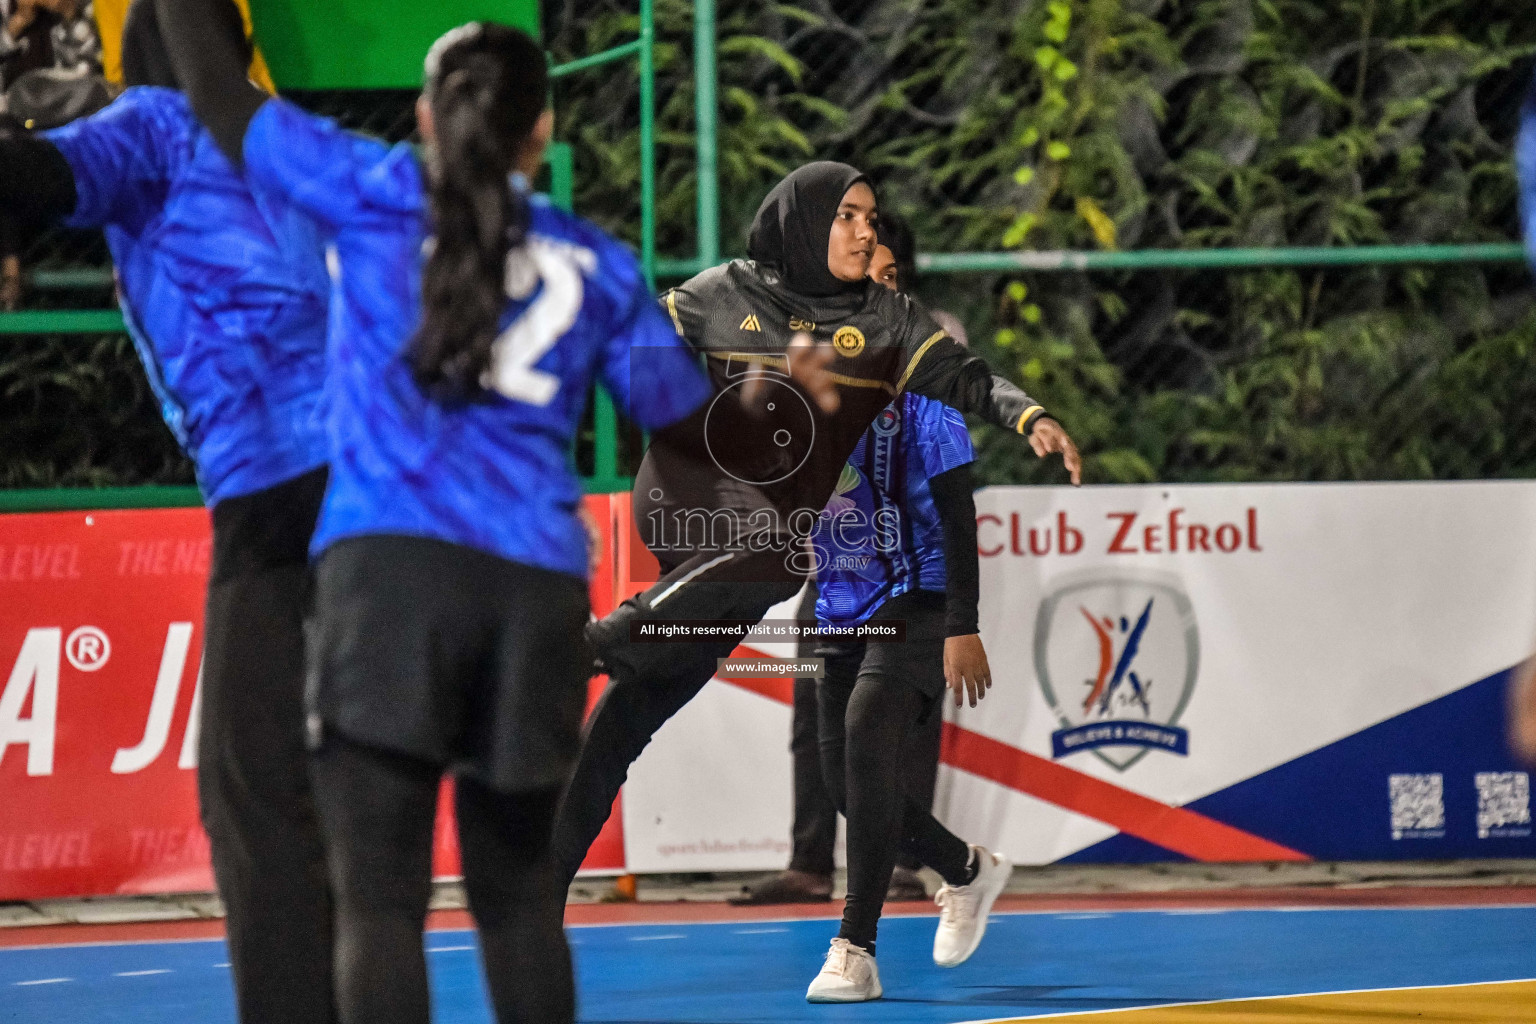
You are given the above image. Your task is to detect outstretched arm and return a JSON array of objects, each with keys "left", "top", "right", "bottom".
[
  {"left": 152, "top": 0, "right": 267, "bottom": 168},
  {"left": 901, "top": 334, "right": 1081, "bottom": 485}
]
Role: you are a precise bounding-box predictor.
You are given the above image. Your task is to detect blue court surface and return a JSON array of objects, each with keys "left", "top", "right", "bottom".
[{"left": 3, "top": 904, "right": 1535, "bottom": 1023}]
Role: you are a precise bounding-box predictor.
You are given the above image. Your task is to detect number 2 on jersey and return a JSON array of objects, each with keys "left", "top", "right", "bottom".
[{"left": 484, "top": 241, "right": 588, "bottom": 406}]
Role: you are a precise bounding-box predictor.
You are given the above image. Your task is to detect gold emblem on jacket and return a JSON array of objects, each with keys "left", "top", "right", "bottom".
[
  {"left": 789, "top": 317, "right": 817, "bottom": 332},
  {"left": 832, "top": 325, "right": 866, "bottom": 358}
]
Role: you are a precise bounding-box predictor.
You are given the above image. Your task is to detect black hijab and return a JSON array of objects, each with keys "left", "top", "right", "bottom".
[{"left": 747, "top": 161, "right": 871, "bottom": 298}]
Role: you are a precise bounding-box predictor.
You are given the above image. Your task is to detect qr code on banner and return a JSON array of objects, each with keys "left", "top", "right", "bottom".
[
  {"left": 1475, "top": 772, "right": 1531, "bottom": 837},
  {"left": 1389, "top": 773, "right": 1444, "bottom": 837}
]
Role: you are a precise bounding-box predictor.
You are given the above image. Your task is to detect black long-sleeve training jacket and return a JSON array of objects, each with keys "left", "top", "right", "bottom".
[{"left": 635, "top": 259, "right": 1046, "bottom": 543}]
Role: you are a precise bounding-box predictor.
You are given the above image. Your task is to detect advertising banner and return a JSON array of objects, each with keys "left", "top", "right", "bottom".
[
  {"left": 0, "top": 497, "right": 623, "bottom": 901},
  {"left": 6, "top": 481, "right": 1536, "bottom": 898},
  {"left": 0, "top": 508, "right": 213, "bottom": 899},
  {"left": 619, "top": 482, "right": 1536, "bottom": 869}
]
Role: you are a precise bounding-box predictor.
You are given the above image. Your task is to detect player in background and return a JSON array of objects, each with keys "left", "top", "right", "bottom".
[
  {"left": 552, "top": 160, "right": 1081, "bottom": 897},
  {"left": 152, "top": 5, "right": 828, "bottom": 1021},
  {"left": 0, "top": 3, "right": 335, "bottom": 1019},
  {"left": 804, "top": 221, "right": 1007, "bottom": 1001},
  {"left": 731, "top": 214, "right": 945, "bottom": 910}
]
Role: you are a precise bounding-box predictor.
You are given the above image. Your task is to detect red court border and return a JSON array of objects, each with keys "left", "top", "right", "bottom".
[{"left": 5, "top": 886, "right": 1536, "bottom": 949}]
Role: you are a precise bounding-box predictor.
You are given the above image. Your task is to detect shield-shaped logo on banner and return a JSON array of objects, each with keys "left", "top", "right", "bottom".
[{"left": 1033, "top": 569, "right": 1200, "bottom": 771}]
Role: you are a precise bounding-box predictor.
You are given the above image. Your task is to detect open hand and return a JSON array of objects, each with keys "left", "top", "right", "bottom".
[
  {"left": 739, "top": 332, "right": 839, "bottom": 416},
  {"left": 1029, "top": 417, "right": 1082, "bottom": 486},
  {"left": 785, "top": 332, "right": 840, "bottom": 415},
  {"left": 944, "top": 633, "right": 992, "bottom": 708}
]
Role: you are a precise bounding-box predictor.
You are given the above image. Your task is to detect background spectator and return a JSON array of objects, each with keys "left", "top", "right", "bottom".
[
  {"left": 0, "top": 0, "right": 103, "bottom": 310},
  {"left": 1, "top": 0, "right": 101, "bottom": 82}
]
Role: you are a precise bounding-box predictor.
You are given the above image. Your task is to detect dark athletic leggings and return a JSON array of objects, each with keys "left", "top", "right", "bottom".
[
  {"left": 201, "top": 468, "right": 334, "bottom": 1024},
  {"left": 818, "top": 641, "right": 972, "bottom": 955},
  {"left": 553, "top": 546, "right": 803, "bottom": 883},
  {"left": 310, "top": 735, "right": 574, "bottom": 1024}
]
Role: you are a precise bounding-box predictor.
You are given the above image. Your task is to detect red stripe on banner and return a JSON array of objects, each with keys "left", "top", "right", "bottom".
[
  {"left": 940, "top": 723, "right": 1309, "bottom": 863},
  {"left": 723, "top": 645, "right": 1308, "bottom": 864}
]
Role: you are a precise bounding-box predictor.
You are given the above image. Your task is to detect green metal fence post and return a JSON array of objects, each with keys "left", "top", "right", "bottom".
[
  {"left": 546, "top": 142, "right": 574, "bottom": 212},
  {"left": 638, "top": 0, "right": 657, "bottom": 290},
  {"left": 694, "top": 0, "right": 719, "bottom": 267},
  {"left": 544, "top": 139, "right": 622, "bottom": 490},
  {"left": 0, "top": 486, "right": 203, "bottom": 514},
  {"left": 548, "top": 38, "right": 642, "bottom": 78},
  {"left": 915, "top": 243, "right": 1528, "bottom": 274}
]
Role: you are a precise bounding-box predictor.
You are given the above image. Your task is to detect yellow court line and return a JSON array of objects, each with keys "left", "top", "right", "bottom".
[{"left": 960, "top": 978, "right": 1536, "bottom": 1024}]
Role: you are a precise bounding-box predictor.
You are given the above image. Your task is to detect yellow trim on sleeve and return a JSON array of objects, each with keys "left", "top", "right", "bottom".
[
  {"left": 706, "top": 351, "right": 896, "bottom": 396},
  {"left": 894, "top": 330, "right": 949, "bottom": 393},
  {"left": 830, "top": 373, "right": 895, "bottom": 395},
  {"left": 664, "top": 291, "right": 685, "bottom": 336},
  {"left": 709, "top": 351, "right": 787, "bottom": 371},
  {"left": 1017, "top": 405, "right": 1045, "bottom": 433}
]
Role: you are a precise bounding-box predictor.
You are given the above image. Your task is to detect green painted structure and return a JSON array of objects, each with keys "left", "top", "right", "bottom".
[{"left": 246, "top": 0, "right": 540, "bottom": 90}]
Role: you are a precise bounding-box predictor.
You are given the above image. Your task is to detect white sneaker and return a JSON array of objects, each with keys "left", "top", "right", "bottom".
[
  {"left": 932, "top": 845, "right": 1012, "bottom": 967},
  {"left": 806, "top": 937, "right": 882, "bottom": 1002}
]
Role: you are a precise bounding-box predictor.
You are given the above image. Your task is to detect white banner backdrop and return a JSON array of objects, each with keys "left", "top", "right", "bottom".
[{"left": 619, "top": 482, "right": 1536, "bottom": 871}]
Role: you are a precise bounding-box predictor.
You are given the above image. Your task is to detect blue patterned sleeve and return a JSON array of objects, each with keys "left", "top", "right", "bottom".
[
  {"left": 597, "top": 247, "right": 713, "bottom": 431},
  {"left": 45, "top": 91, "right": 173, "bottom": 230},
  {"left": 242, "top": 97, "right": 392, "bottom": 230},
  {"left": 913, "top": 397, "right": 976, "bottom": 480}
]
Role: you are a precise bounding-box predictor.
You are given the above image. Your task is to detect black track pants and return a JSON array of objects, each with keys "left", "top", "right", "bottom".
[
  {"left": 199, "top": 468, "right": 334, "bottom": 1024},
  {"left": 310, "top": 735, "right": 574, "bottom": 1024},
  {"left": 817, "top": 641, "right": 971, "bottom": 954},
  {"left": 552, "top": 546, "right": 803, "bottom": 882}
]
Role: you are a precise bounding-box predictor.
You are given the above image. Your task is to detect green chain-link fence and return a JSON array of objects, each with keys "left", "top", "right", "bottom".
[
  {"left": 551, "top": 0, "right": 1536, "bottom": 486},
  {"left": 0, "top": 5, "right": 662, "bottom": 506},
  {"left": 4, "top": 0, "right": 1536, "bottom": 504}
]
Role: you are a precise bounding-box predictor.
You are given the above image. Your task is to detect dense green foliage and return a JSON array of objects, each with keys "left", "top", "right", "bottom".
[
  {"left": 0, "top": 329, "right": 192, "bottom": 488},
  {"left": 551, "top": 0, "right": 1536, "bottom": 484},
  {"left": 4, "top": 1, "right": 1535, "bottom": 489}
]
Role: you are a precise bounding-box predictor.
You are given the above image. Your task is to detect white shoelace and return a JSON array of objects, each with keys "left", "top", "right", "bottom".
[
  {"left": 824, "top": 939, "right": 853, "bottom": 975},
  {"left": 935, "top": 881, "right": 979, "bottom": 923}
]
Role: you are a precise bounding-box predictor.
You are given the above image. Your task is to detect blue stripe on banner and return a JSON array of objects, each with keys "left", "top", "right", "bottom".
[
  {"left": 1052, "top": 721, "right": 1189, "bottom": 758},
  {"left": 1066, "top": 667, "right": 1536, "bottom": 863}
]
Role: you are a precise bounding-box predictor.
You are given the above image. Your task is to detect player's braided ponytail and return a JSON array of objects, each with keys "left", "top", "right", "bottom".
[{"left": 414, "top": 22, "right": 548, "bottom": 398}]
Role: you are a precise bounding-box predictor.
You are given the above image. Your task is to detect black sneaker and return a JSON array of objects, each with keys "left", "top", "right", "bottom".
[
  {"left": 727, "top": 870, "right": 833, "bottom": 905},
  {"left": 885, "top": 865, "right": 928, "bottom": 902}
]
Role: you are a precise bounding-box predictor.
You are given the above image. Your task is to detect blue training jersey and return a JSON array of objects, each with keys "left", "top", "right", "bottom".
[
  {"left": 812, "top": 391, "right": 974, "bottom": 627},
  {"left": 46, "top": 87, "right": 330, "bottom": 507},
  {"left": 240, "top": 98, "right": 713, "bottom": 578}
]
